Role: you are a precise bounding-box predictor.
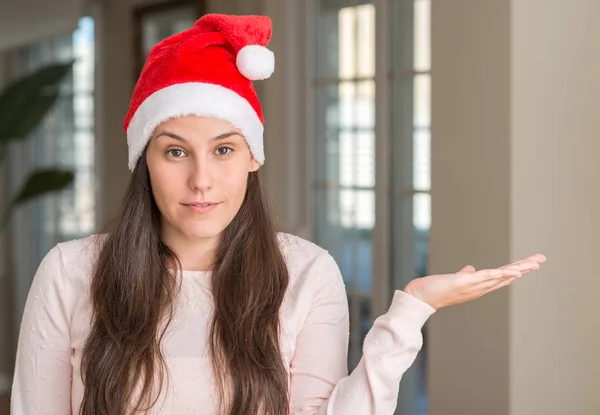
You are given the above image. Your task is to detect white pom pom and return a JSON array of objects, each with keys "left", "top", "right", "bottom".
[{"left": 236, "top": 45, "right": 275, "bottom": 81}]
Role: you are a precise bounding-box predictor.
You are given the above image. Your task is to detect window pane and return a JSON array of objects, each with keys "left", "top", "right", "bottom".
[
  {"left": 356, "top": 80, "right": 375, "bottom": 129},
  {"left": 391, "top": 77, "right": 414, "bottom": 190},
  {"left": 414, "top": 0, "right": 431, "bottom": 72},
  {"left": 314, "top": 187, "right": 351, "bottom": 285},
  {"left": 413, "top": 192, "right": 430, "bottom": 232},
  {"left": 338, "top": 81, "right": 356, "bottom": 128},
  {"left": 339, "top": 188, "right": 375, "bottom": 229},
  {"left": 339, "top": 80, "right": 375, "bottom": 188},
  {"left": 339, "top": 130, "right": 375, "bottom": 188},
  {"left": 391, "top": 75, "right": 431, "bottom": 192},
  {"left": 413, "top": 128, "right": 430, "bottom": 191},
  {"left": 74, "top": 130, "right": 95, "bottom": 168},
  {"left": 356, "top": 5, "right": 375, "bottom": 78},
  {"left": 314, "top": 81, "right": 375, "bottom": 187},
  {"left": 339, "top": 4, "right": 375, "bottom": 79},
  {"left": 74, "top": 94, "right": 94, "bottom": 130},
  {"left": 314, "top": 84, "right": 341, "bottom": 183},
  {"left": 414, "top": 74, "right": 430, "bottom": 128},
  {"left": 314, "top": 188, "right": 374, "bottom": 291},
  {"left": 338, "top": 7, "right": 356, "bottom": 79},
  {"left": 73, "top": 17, "right": 95, "bottom": 93}
]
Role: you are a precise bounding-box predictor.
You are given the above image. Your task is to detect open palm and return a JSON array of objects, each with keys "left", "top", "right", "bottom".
[{"left": 404, "top": 254, "right": 547, "bottom": 310}]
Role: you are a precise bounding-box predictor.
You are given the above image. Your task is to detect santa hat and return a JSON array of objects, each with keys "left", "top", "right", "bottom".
[{"left": 123, "top": 14, "right": 275, "bottom": 171}]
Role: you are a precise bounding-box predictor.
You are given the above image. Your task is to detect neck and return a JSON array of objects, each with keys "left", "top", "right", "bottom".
[{"left": 161, "top": 226, "right": 219, "bottom": 272}]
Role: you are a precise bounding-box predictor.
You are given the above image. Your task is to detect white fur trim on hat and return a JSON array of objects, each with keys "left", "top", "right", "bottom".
[
  {"left": 236, "top": 45, "right": 275, "bottom": 81},
  {"left": 126, "top": 82, "right": 265, "bottom": 171}
]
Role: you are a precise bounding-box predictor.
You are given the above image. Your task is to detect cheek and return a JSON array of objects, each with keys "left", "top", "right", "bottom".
[
  {"left": 218, "top": 167, "right": 250, "bottom": 202},
  {"left": 148, "top": 168, "right": 182, "bottom": 211}
]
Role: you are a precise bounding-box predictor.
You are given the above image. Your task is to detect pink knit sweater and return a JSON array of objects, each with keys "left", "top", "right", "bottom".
[{"left": 11, "top": 233, "right": 435, "bottom": 414}]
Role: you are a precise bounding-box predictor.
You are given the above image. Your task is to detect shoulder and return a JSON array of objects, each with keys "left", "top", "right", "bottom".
[
  {"left": 42, "top": 233, "right": 106, "bottom": 284},
  {"left": 27, "top": 234, "right": 105, "bottom": 319},
  {"left": 277, "top": 232, "right": 329, "bottom": 266},
  {"left": 55, "top": 233, "right": 105, "bottom": 264},
  {"left": 276, "top": 232, "right": 343, "bottom": 286}
]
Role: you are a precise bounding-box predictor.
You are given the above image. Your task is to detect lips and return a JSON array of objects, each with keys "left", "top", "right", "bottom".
[
  {"left": 182, "top": 201, "right": 221, "bottom": 214},
  {"left": 186, "top": 203, "right": 214, "bottom": 207},
  {"left": 183, "top": 201, "right": 219, "bottom": 207}
]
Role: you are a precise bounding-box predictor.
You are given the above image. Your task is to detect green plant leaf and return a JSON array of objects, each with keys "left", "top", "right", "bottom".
[
  {"left": 11, "top": 168, "right": 75, "bottom": 206},
  {"left": 0, "top": 61, "right": 74, "bottom": 143},
  {"left": 12, "top": 93, "right": 63, "bottom": 138}
]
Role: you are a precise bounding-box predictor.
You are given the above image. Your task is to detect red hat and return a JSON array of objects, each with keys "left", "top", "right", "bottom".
[{"left": 123, "top": 14, "right": 275, "bottom": 171}]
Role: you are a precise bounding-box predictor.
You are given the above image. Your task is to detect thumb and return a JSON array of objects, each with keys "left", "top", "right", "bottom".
[{"left": 458, "top": 265, "right": 476, "bottom": 273}]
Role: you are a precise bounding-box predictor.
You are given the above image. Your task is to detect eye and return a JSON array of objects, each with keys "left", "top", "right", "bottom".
[
  {"left": 215, "top": 146, "right": 233, "bottom": 156},
  {"left": 166, "top": 148, "right": 186, "bottom": 158}
]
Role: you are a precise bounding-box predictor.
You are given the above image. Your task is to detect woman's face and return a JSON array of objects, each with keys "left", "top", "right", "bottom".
[{"left": 145, "top": 115, "right": 260, "bottom": 243}]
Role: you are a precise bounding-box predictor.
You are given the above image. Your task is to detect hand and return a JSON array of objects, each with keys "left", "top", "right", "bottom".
[{"left": 403, "top": 254, "right": 547, "bottom": 310}]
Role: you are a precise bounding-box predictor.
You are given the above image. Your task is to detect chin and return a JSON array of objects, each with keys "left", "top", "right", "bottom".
[{"left": 182, "top": 225, "right": 224, "bottom": 241}]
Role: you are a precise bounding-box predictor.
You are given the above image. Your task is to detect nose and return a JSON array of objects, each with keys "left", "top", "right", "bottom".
[{"left": 188, "top": 156, "right": 214, "bottom": 193}]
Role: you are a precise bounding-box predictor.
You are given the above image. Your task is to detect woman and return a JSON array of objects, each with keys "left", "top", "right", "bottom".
[{"left": 11, "top": 14, "right": 545, "bottom": 415}]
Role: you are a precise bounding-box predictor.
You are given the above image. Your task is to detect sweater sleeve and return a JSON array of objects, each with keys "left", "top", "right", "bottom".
[
  {"left": 289, "top": 252, "right": 435, "bottom": 415},
  {"left": 11, "top": 244, "right": 75, "bottom": 415}
]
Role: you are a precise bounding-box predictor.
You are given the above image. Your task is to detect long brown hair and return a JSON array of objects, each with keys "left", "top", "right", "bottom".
[{"left": 79, "top": 150, "right": 290, "bottom": 414}]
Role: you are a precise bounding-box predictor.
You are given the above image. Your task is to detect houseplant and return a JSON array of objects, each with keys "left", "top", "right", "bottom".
[{"left": 0, "top": 61, "right": 75, "bottom": 230}]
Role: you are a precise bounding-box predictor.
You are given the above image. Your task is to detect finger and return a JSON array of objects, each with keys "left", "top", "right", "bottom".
[
  {"left": 504, "top": 262, "right": 542, "bottom": 280},
  {"left": 478, "top": 271, "right": 520, "bottom": 291},
  {"left": 500, "top": 257, "right": 542, "bottom": 270},
  {"left": 480, "top": 260, "right": 543, "bottom": 292},
  {"left": 502, "top": 254, "right": 547, "bottom": 268},
  {"left": 500, "top": 259, "right": 529, "bottom": 269},
  {"left": 521, "top": 253, "right": 546, "bottom": 263},
  {"left": 472, "top": 268, "right": 521, "bottom": 283},
  {"left": 480, "top": 275, "right": 518, "bottom": 297},
  {"left": 502, "top": 260, "right": 541, "bottom": 273},
  {"left": 529, "top": 253, "right": 547, "bottom": 263}
]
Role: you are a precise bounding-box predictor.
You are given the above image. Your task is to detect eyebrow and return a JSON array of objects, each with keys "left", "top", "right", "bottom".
[{"left": 154, "top": 131, "right": 242, "bottom": 142}]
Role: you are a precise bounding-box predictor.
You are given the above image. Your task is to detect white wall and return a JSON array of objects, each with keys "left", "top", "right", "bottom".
[
  {"left": 429, "top": 1, "right": 600, "bottom": 414},
  {"left": 510, "top": 1, "right": 600, "bottom": 413},
  {"left": 428, "top": 1, "right": 511, "bottom": 413}
]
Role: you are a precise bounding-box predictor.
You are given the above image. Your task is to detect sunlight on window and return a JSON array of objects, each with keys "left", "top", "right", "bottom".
[
  {"left": 337, "top": 4, "right": 375, "bottom": 229},
  {"left": 414, "top": 0, "right": 431, "bottom": 72}
]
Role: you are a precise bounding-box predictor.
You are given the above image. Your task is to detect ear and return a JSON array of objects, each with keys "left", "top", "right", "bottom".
[{"left": 249, "top": 158, "right": 260, "bottom": 172}]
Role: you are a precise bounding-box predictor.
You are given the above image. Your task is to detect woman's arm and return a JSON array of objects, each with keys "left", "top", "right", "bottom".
[
  {"left": 11, "top": 245, "right": 75, "bottom": 415},
  {"left": 289, "top": 251, "right": 544, "bottom": 414},
  {"left": 288, "top": 252, "right": 434, "bottom": 414}
]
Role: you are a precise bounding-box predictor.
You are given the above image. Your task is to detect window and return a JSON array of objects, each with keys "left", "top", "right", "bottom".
[
  {"left": 312, "top": 0, "right": 376, "bottom": 372},
  {"left": 309, "top": 0, "right": 431, "bottom": 413},
  {"left": 8, "top": 17, "right": 95, "bottom": 329}
]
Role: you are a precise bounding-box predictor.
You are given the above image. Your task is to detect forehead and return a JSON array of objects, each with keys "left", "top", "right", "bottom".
[{"left": 155, "top": 116, "right": 242, "bottom": 139}]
